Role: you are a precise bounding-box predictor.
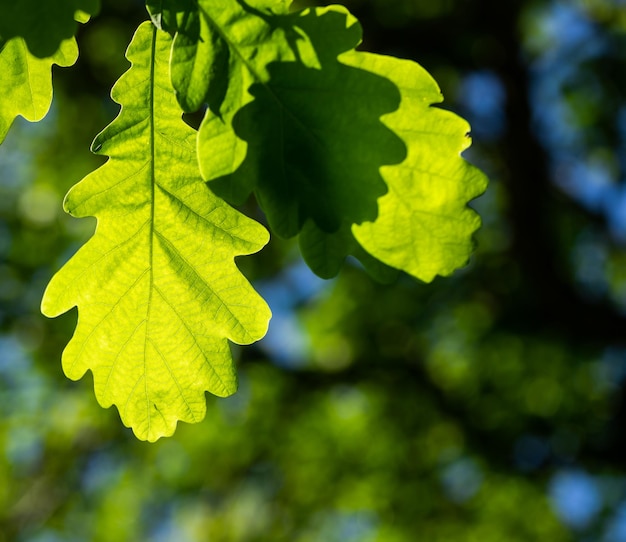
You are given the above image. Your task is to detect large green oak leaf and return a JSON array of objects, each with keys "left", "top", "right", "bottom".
[
  {"left": 164, "top": 2, "right": 486, "bottom": 281},
  {"left": 41, "top": 23, "right": 271, "bottom": 442}
]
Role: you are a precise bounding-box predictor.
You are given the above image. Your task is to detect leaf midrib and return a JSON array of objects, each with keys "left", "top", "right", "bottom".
[{"left": 145, "top": 24, "right": 158, "bottom": 435}]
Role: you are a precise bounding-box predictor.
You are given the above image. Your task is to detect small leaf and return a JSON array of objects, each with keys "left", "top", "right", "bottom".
[
  {"left": 0, "top": 37, "right": 78, "bottom": 144},
  {"left": 0, "top": 0, "right": 99, "bottom": 144},
  {"left": 0, "top": 0, "right": 100, "bottom": 58},
  {"left": 42, "top": 22, "right": 271, "bottom": 442}
]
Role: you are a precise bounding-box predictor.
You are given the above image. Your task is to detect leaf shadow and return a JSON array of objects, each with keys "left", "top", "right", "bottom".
[{"left": 209, "top": 4, "right": 407, "bottom": 238}]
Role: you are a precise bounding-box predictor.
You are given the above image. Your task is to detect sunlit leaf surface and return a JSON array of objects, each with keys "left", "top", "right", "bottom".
[
  {"left": 41, "top": 23, "right": 271, "bottom": 442},
  {"left": 350, "top": 53, "right": 488, "bottom": 282}
]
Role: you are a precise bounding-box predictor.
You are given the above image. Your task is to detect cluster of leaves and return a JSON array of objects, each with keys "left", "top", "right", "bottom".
[{"left": 0, "top": 0, "right": 486, "bottom": 440}]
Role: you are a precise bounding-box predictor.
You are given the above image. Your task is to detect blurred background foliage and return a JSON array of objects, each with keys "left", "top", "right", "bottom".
[{"left": 2, "top": 0, "right": 626, "bottom": 540}]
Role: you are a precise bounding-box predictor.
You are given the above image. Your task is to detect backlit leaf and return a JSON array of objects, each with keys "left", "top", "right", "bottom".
[
  {"left": 0, "top": 0, "right": 99, "bottom": 143},
  {"left": 350, "top": 53, "right": 487, "bottom": 282},
  {"left": 41, "top": 22, "right": 271, "bottom": 442},
  {"left": 0, "top": 37, "right": 77, "bottom": 144}
]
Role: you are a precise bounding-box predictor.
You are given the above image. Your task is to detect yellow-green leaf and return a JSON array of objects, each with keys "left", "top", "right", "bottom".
[
  {"left": 0, "top": 0, "right": 99, "bottom": 143},
  {"left": 0, "top": 37, "right": 77, "bottom": 144},
  {"left": 347, "top": 52, "right": 488, "bottom": 282},
  {"left": 41, "top": 22, "right": 271, "bottom": 442}
]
